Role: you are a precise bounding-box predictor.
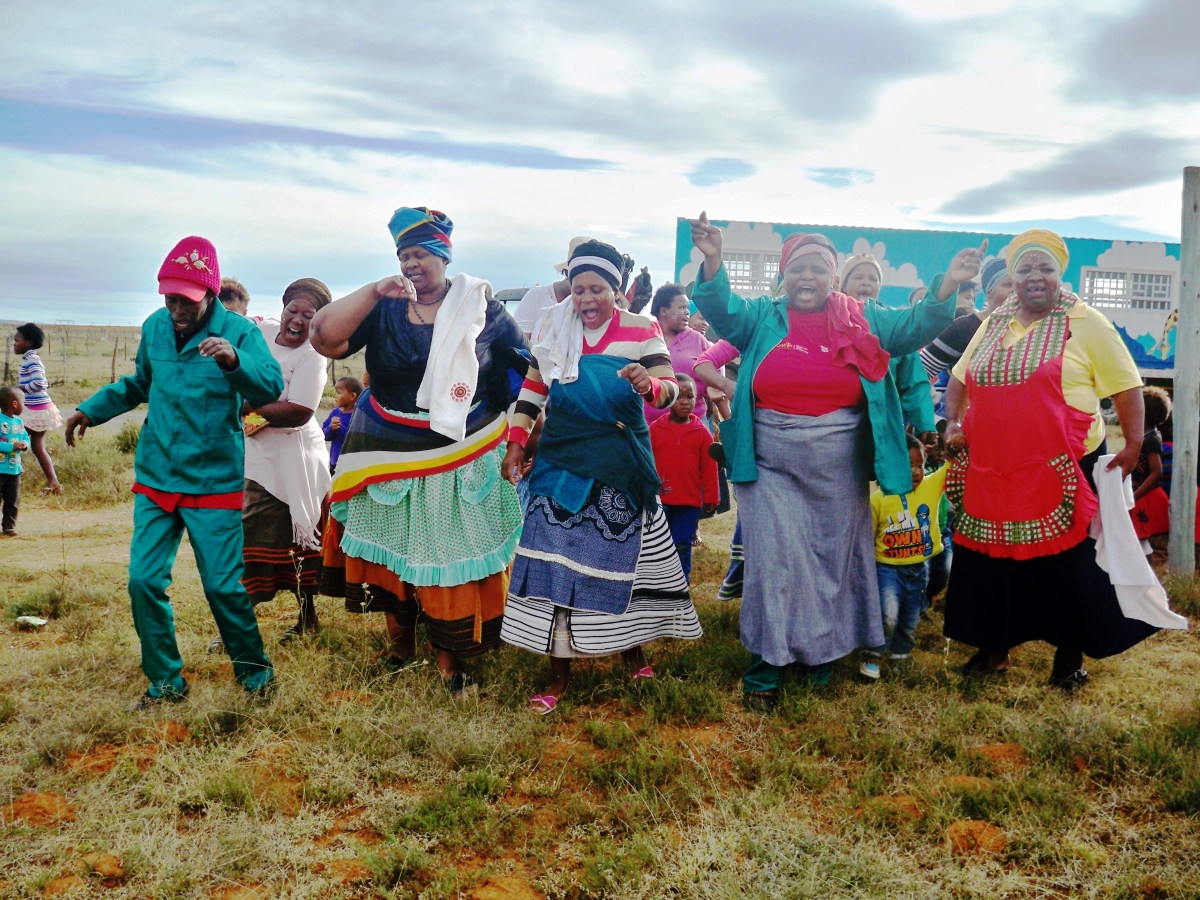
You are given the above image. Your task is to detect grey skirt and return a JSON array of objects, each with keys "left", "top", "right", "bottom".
[{"left": 736, "top": 406, "right": 882, "bottom": 667}]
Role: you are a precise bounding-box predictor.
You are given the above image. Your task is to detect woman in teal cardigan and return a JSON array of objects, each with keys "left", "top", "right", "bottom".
[{"left": 689, "top": 214, "right": 984, "bottom": 708}]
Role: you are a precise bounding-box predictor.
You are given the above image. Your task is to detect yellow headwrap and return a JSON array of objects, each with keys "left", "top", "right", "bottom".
[{"left": 1006, "top": 228, "right": 1068, "bottom": 274}]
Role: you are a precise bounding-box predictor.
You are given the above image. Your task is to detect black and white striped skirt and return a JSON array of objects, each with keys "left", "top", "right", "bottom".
[{"left": 502, "top": 493, "right": 702, "bottom": 657}]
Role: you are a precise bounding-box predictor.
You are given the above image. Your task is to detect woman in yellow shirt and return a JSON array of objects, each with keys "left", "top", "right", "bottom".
[{"left": 942, "top": 229, "right": 1158, "bottom": 690}]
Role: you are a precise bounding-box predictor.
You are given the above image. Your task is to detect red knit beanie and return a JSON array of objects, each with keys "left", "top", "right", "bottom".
[{"left": 158, "top": 236, "right": 220, "bottom": 302}]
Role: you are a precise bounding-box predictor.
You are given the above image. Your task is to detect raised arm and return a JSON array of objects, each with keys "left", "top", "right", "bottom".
[
  {"left": 687, "top": 212, "right": 765, "bottom": 350},
  {"left": 871, "top": 242, "right": 988, "bottom": 356},
  {"left": 310, "top": 274, "right": 416, "bottom": 358}
]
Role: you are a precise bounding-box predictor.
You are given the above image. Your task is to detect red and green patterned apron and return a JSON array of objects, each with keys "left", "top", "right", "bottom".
[{"left": 947, "top": 294, "right": 1098, "bottom": 561}]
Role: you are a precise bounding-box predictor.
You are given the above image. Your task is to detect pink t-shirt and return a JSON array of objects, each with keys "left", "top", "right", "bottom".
[
  {"left": 753, "top": 309, "right": 865, "bottom": 416},
  {"left": 645, "top": 326, "right": 712, "bottom": 423}
]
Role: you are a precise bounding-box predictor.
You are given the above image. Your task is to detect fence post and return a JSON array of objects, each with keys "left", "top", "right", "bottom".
[
  {"left": 1169, "top": 166, "right": 1200, "bottom": 574},
  {"left": 111, "top": 336, "right": 120, "bottom": 383}
]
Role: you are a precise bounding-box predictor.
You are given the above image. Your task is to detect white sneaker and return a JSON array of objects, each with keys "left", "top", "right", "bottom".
[
  {"left": 859, "top": 660, "right": 881, "bottom": 680},
  {"left": 889, "top": 653, "right": 910, "bottom": 662}
]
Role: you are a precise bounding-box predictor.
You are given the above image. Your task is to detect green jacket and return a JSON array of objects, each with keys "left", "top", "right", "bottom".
[
  {"left": 693, "top": 266, "right": 954, "bottom": 495},
  {"left": 893, "top": 351, "right": 936, "bottom": 435},
  {"left": 78, "top": 302, "right": 284, "bottom": 495}
]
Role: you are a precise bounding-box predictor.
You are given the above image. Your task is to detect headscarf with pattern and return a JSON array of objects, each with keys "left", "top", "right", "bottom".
[{"left": 388, "top": 207, "right": 453, "bottom": 262}]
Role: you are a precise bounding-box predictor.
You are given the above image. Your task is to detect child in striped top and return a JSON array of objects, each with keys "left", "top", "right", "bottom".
[{"left": 12, "top": 323, "right": 62, "bottom": 494}]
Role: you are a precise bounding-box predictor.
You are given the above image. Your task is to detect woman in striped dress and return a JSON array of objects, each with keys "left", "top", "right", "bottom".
[
  {"left": 501, "top": 240, "right": 702, "bottom": 715},
  {"left": 12, "top": 324, "right": 62, "bottom": 494}
]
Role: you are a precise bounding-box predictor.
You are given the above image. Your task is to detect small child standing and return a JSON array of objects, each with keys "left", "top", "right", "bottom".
[
  {"left": 1131, "top": 385, "right": 1172, "bottom": 565},
  {"left": 322, "top": 376, "right": 362, "bottom": 473},
  {"left": 649, "top": 374, "right": 719, "bottom": 582},
  {"left": 0, "top": 386, "right": 31, "bottom": 536},
  {"left": 861, "top": 434, "right": 948, "bottom": 680}
]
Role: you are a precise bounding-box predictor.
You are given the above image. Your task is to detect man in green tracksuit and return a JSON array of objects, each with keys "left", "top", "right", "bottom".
[{"left": 66, "top": 236, "right": 284, "bottom": 709}]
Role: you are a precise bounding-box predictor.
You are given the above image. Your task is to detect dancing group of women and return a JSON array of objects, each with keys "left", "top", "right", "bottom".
[{"left": 63, "top": 204, "right": 1176, "bottom": 711}]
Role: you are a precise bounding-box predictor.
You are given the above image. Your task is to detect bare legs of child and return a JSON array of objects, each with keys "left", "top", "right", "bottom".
[
  {"left": 29, "top": 430, "right": 61, "bottom": 494},
  {"left": 529, "top": 646, "right": 650, "bottom": 714}
]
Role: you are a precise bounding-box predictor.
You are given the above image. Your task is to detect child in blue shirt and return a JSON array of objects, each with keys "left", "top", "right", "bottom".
[
  {"left": 321, "top": 375, "right": 362, "bottom": 473},
  {"left": 0, "top": 386, "right": 31, "bottom": 536}
]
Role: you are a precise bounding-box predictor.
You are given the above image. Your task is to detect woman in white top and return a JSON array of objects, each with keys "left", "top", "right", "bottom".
[{"left": 229, "top": 278, "right": 333, "bottom": 646}]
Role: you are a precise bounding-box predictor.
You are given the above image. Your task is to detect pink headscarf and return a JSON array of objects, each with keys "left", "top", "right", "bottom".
[{"left": 779, "top": 233, "right": 889, "bottom": 383}]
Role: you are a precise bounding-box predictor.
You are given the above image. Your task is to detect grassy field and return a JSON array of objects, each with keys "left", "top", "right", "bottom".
[{"left": 1, "top": 327, "right": 1199, "bottom": 898}]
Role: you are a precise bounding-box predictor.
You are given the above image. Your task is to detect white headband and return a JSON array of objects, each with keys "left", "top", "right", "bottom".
[{"left": 567, "top": 255, "right": 622, "bottom": 284}]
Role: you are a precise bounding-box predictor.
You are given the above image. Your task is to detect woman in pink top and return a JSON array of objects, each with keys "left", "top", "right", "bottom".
[{"left": 645, "top": 284, "right": 714, "bottom": 423}]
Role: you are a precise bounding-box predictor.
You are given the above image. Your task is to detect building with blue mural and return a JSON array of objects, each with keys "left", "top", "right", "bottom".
[{"left": 674, "top": 218, "right": 1182, "bottom": 380}]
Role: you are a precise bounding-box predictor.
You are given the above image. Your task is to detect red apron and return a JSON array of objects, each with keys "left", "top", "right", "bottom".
[{"left": 947, "top": 296, "right": 1097, "bottom": 561}]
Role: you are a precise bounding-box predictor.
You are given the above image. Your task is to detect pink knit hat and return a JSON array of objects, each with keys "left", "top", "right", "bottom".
[{"left": 158, "top": 236, "right": 220, "bottom": 302}]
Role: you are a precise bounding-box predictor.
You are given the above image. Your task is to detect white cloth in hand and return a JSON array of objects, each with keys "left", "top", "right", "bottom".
[{"left": 1090, "top": 455, "right": 1188, "bottom": 630}]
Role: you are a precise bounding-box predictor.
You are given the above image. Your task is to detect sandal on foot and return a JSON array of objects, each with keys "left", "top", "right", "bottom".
[
  {"left": 280, "top": 623, "right": 319, "bottom": 646},
  {"left": 1049, "top": 668, "right": 1089, "bottom": 692},
  {"left": 529, "top": 694, "right": 559, "bottom": 716},
  {"left": 444, "top": 671, "right": 476, "bottom": 699},
  {"left": 961, "top": 651, "right": 1010, "bottom": 677},
  {"left": 631, "top": 666, "right": 655, "bottom": 681}
]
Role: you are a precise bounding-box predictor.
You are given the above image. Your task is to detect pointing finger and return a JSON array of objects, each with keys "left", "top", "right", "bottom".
[{"left": 979, "top": 238, "right": 988, "bottom": 255}]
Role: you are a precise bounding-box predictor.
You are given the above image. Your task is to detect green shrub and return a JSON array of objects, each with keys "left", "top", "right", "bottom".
[
  {"left": 6, "top": 586, "right": 68, "bottom": 621},
  {"left": 114, "top": 419, "right": 141, "bottom": 454},
  {"left": 23, "top": 431, "right": 133, "bottom": 506}
]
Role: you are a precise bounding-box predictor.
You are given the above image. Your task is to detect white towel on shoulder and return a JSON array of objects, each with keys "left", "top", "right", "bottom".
[
  {"left": 415, "top": 273, "right": 491, "bottom": 441},
  {"left": 1090, "top": 455, "right": 1188, "bottom": 630},
  {"left": 530, "top": 293, "right": 583, "bottom": 386}
]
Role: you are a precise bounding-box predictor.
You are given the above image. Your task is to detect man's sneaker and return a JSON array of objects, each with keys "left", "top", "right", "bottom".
[
  {"left": 889, "top": 653, "right": 910, "bottom": 662},
  {"left": 858, "top": 660, "right": 881, "bottom": 681},
  {"left": 128, "top": 678, "right": 189, "bottom": 712}
]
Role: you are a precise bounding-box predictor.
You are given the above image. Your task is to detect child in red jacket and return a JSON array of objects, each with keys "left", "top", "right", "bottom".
[{"left": 650, "top": 374, "right": 719, "bottom": 582}]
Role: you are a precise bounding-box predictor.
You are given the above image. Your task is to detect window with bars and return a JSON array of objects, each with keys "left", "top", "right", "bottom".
[
  {"left": 725, "top": 253, "right": 756, "bottom": 291},
  {"left": 1080, "top": 267, "right": 1173, "bottom": 310},
  {"left": 723, "top": 251, "right": 781, "bottom": 295}
]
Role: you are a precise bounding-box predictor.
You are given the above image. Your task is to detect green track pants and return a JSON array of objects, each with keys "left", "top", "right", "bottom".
[{"left": 128, "top": 494, "right": 273, "bottom": 696}]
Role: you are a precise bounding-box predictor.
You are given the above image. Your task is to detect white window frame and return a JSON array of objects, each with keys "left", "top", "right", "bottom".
[{"left": 1079, "top": 265, "right": 1175, "bottom": 311}]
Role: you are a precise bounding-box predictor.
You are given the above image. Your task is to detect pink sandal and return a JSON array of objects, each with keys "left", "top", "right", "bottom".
[
  {"left": 631, "top": 666, "right": 655, "bottom": 681},
  {"left": 529, "top": 694, "right": 559, "bottom": 716}
]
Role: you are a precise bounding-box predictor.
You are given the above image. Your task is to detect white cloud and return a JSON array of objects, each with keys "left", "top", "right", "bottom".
[
  {"left": 843, "top": 238, "right": 925, "bottom": 288},
  {"left": 1095, "top": 240, "right": 1180, "bottom": 270}
]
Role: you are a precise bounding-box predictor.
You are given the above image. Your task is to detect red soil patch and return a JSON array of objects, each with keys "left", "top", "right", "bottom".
[
  {"left": 329, "top": 859, "right": 374, "bottom": 884},
  {"left": 975, "top": 743, "right": 1029, "bottom": 770},
  {"left": 939, "top": 775, "right": 996, "bottom": 793},
  {"left": 946, "top": 819, "right": 1006, "bottom": 857},
  {"left": 3, "top": 792, "right": 77, "bottom": 826},
  {"left": 153, "top": 720, "right": 191, "bottom": 744},
  {"left": 314, "top": 807, "right": 383, "bottom": 847},
  {"left": 854, "top": 794, "right": 923, "bottom": 823},
  {"left": 42, "top": 875, "right": 87, "bottom": 896},
  {"left": 65, "top": 743, "right": 157, "bottom": 775},
  {"left": 249, "top": 769, "right": 303, "bottom": 817},
  {"left": 470, "top": 876, "right": 545, "bottom": 900},
  {"left": 81, "top": 851, "right": 125, "bottom": 880}
]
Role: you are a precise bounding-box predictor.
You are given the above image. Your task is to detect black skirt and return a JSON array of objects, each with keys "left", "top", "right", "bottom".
[{"left": 943, "top": 537, "right": 1159, "bottom": 658}]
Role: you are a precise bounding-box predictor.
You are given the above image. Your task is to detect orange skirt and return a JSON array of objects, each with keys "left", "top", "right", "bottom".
[{"left": 320, "top": 518, "right": 508, "bottom": 657}]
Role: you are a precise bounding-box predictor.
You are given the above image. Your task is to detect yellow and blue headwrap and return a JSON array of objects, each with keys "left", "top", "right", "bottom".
[
  {"left": 1006, "top": 228, "right": 1068, "bottom": 274},
  {"left": 388, "top": 206, "right": 453, "bottom": 262}
]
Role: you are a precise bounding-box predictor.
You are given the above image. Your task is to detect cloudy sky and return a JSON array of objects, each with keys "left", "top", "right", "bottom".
[{"left": 1, "top": 0, "right": 1198, "bottom": 324}]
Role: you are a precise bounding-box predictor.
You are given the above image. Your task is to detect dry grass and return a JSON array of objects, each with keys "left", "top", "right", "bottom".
[
  {"left": 1, "top": 496, "right": 1198, "bottom": 899},
  {"left": 1, "top": 332, "right": 1197, "bottom": 896}
]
